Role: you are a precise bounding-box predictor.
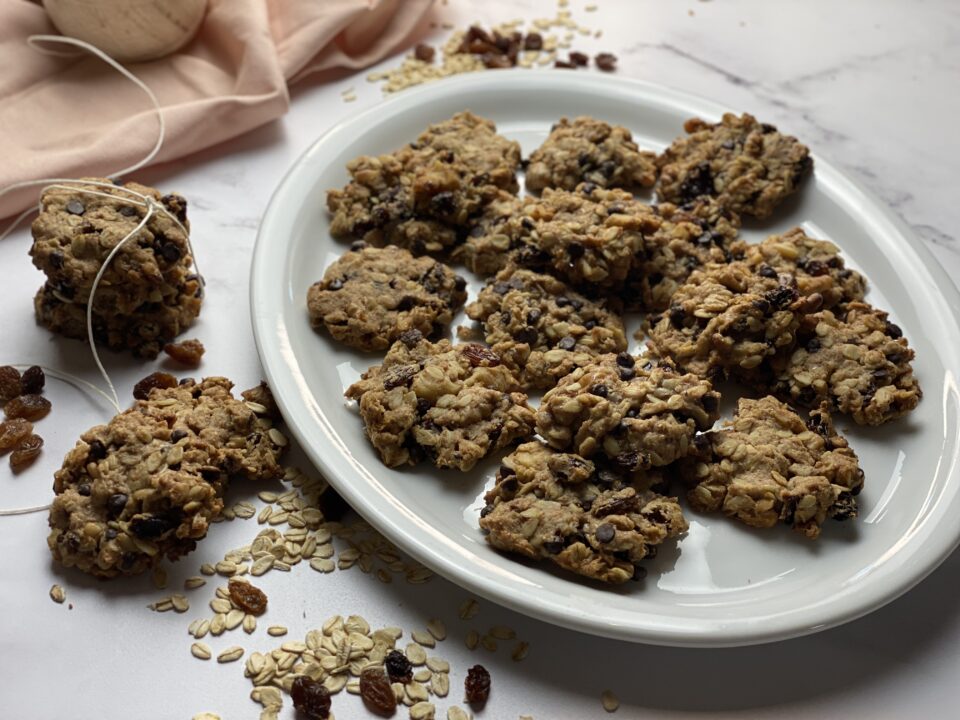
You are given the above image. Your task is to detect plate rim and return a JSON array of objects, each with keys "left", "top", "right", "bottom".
[{"left": 250, "top": 70, "right": 960, "bottom": 647}]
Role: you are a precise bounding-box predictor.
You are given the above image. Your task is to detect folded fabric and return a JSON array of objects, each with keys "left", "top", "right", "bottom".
[{"left": 0, "top": 0, "right": 433, "bottom": 218}]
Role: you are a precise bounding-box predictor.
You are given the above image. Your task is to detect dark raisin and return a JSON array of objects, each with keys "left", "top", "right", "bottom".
[
  {"left": 160, "top": 193, "right": 189, "bottom": 222},
  {"left": 133, "top": 372, "right": 178, "bottom": 400},
  {"left": 567, "top": 241, "right": 585, "bottom": 259},
  {"left": 130, "top": 510, "right": 181, "bottom": 538},
  {"left": 384, "top": 649, "right": 413, "bottom": 683},
  {"left": 764, "top": 285, "right": 798, "bottom": 310},
  {"left": 831, "top": 492, "right": 858, "bottom": 521},
  {"left": 170, "top": 429, "right": 188, "bottom": 442},
  {"left": 384, "top": 366, "right": 416, "bottom": 391},
  {"left": 589, "top": 384, "right": 609, "bottom": 397},
  {"left": 803, "top": 259, "right": 829, "bottom": 277},
  {"left": 543, "top": 538, "right": 565, "bottom": 554},
  {"left": 701, "top": 392, "right": 719, "bottom": 414},
  {"left": 398, "top": 329, "right": 423, "bottom": 348},
  {"left": 454, "top": 275, "right": 468, "bottom": 292},
  {"left": 4, "top": 394, "right": 51, "bottom": 421},
  {"left": 595, "top": 523, "right": 616, "bottom": 543},
  {"left": 163, "top": 339, "right": 205, "bottom": 367},
  {"left": 465, "top": 664, "right": 491, "bottom": 706},
  {"left": 479, "top": 503, "right": 494, "bottom": 518},
  {"left": 678, "top": 161, "right": 714, "bottom": 202},
  {"left": 359, "top": 666, "right": 396, "bottom": 716},
  {"left": 514, "top": 326, "right": 538, "bottom": 345},
  {"left": 462, "top": 344, "right": 501, "bottom": 367},
  {"left": 614, "top": 451, "right": 641, "bottom": 469},
  {"left": 106, "top": 493, "right": 128, "bottom": 519},
  {"left": 159, "top": 242, "right": 182, "bottom": 262},
  {"left": 885, "top": 321, "right": 903, "bottom": 339},
  {"left": 554, "top": 59, "right": 576, "bottom": 69},
  {"left": 757, "top": 264, "right": 778, "bottom": 279},
  {"left": 291, "top": 676, "right": 332, "bottom": 720},
  {"left": 414, "top": 43, "right": 435, "bottom": 62},
  {"left": 87, "top": 439, "right": 107, "bottom": 461},
  {"left": 65, "top": 199, "right": 85, "bottom": 215},
  {"left": 569, "top": 51, "right": 589, "bottom": 66},
  {"left": 430, "top": 191, "right": 456, "bottom": 215},
  {"left": 77, "top": 482, "right": 91, "bottom": 496},
  {"left": 595, "top": 495, "right": 640, "bottom": 518},
  {"left": 760, "top": 122, "right": 778, "bottom": 133},
  {"left": 595, "top": 52, "right": 617, "bottom": 71},
  {"left": 615, "top": 352, "right": 635, "bottom": 368},
  {"left": 523, "top": 32, "right": 543, "bottom": 50},
  {"left": 0, "top": 366, "right": 22, "bottom": 404},
  {"left": 557, "top": 336, "right": 576, "bottom": 351},
  {"left": 619, "top": 366, "right": 636, "bottom": 381},
  {"left": 229, "top": 579, "right": 268, "bottom": 615},
  {"left": 0, "top": 418, "right": 33, "bottom": 454},
  {"left": 20, "top": 366, "right": 45, "bottom": 394}
]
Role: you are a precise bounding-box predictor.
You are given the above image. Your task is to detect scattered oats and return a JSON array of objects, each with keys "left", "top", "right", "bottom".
[
  {"left": 268, "top": 511, "right": 289, "bottom": 526},
  {"left": 218, "top": 646, "right": 245, "bottom": 663},
  {"left": 377, "top": 568, "right": 393, "bottom": 583},
  {"left": 49, "top": 584, "right": 65, "bottom": 604},
  {"left": 310, "top": 557, "right": 335, "bottom": 573},
  {"left": 314, "top": 543, "right": 335, "bottom": 559},
  {"left": 252, "top": 555, "right": 275, "bottom": 576},
  {"left": 414, "top": 668, "right": 432, "bottom": 683},
  {"left": 325, "top": 674, "right": 348, "bottom": 693},
  {"left": 215, "top": 560, "right": 237, "bottom": 576},
  {"left": 411, "top": 630, "right": 436, "bottom": 648},
  {"left": 447, "top": 707, "right": 472, "bottom": 720},
  {"left": 210, "top": 598, "right": 232, "bottom": 614},
  {"left": 426, "top": 618, "right": 447, "bottom": 641},
  {"left": 148, "top": 598, "right": 173, "bottom": 612},
  {"left": 245, "top": 400, "right": 269, "bottom": 414},
  {"left": 282, "top": 641, "right": 308, "bottom": 654},
  {"left": 410, "top": 701, "right": 436, "bottom": 720},
  {"left": 268, "top": 625, "right": 288, "bottom": 637},
  {"left": 184, "top": 576, "right": 206, "bottom": 590},
  {"left": 426, "top": 657, "right": 449, "bottom": 673},
  {"left": 243, "top": 614, "right": 258, "bottom": 634},
  {"left": 234, "top": 502, "right": 257, "bottom": 519},
  {"left": 406, "top": 566, "right": 433, "bottom": 584},
  {"left": 595, "top": 29, "right": 603, "bottom": 38},
  {"left": 406, "top": 642, "right": 427, "bottom": 665},
  {"left": 258, "top": 506, "right": 273, "bottom": 524},
  {"left": 267, "top": 428, "right": 288, "bottom": 447},
  {"left": 585, "top": 3, "right": 597, "bottom": 10},
  {"left": 601, "top": 690, "right": 619, "bottom": 712},
  {"left": 210, "top": 613, "right": 227, "bottom": 636},
  {"left": 234, "top": 562, "right": 250, "bottom": 576},
  {"left": 465, "top": 630, "right": 479, "bottom": 650},
  {"left": 406, "top": 681, "right": 429, "bottom": 702},
  {"left": 480, "top": 634, "right": 497, "bottom": 652},
  {"left": 225, "top": 608, "right": 245, "bottom": 630},
  {"left": 490, "top": 625, "right": 516, "bottom": 640},
  {"left": 273, "top": 560, "right": 292, "bottom": 572},
  {"left": 192, "top": 713, "right": 221, "bottom": 720},
  {"left": 344, "top": 94, "right": 357, "bottom": 103},
  {"left": 458, "top": 599, "right": 479, "bottom": 621},
  {"left": 519, "top": 716, "right": 533, "bottom": 720},
  {"left": 441, "top": 22, "right": 454, "bottom": 29},
  {"left": 191, "top": 642, "right": 212, "bottom": 660},
  {"left": 430, "top": 672, "right": 450, "bottom": 697},
  {"left": 512, "top": 640, "right": 530, "bottom": 661},
  {"left": 171, "top": 594, "right": 190, "bottom": 613},
  {"left": 194, "top": 619, "right": 211, "bottom": 639},
  {"left": 200, "top": 563, "right": 216, "bottom": 576},
  {"left": 346, "top": 678, "right": 361, "bottom": 694}
]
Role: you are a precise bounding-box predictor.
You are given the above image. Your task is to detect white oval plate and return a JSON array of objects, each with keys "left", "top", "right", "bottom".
[{"left": 251, "top": 72, "right": 960, "bottom": 647}]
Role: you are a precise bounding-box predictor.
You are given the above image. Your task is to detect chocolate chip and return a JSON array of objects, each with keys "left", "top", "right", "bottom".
[
  {"left": 760, "top": 122, "right": 778, "bottom": 133},
  {"left": 595, "top": 523, "right": 616, "bottom": 543},
  {"left": 65, "top": 199, "right": 85, "bottom": 215},
  {"left": 480, "top": 504, "right": 494, "bottom": 518},
  {"left": 50, "top": 250, "right": 64, "bottom": 269},
  {"left": 416, "top": 398, "right": 432, "bottom": 415},
  {"left": 118, "top": 205, "right": 139, "bottom": 218},
  {"left": 701, "top": 393, "right": 719, "bottom": 414},
  {"left": 721, "top": 140, "right": 735, "bottom": 150},
  {"left": 580, "top": 182, "right": 597, "bottom": 195},
  {"left": 543, "top": 539, "right": 564, "bottom": 554},
  {"left": 328, "top": 278, "right": 344, "bottom": 291},
  {"left": 526, "top": 309, "right": 541, "bottom": 325},
  {"left": 554, "top": 59, "right": 576, "bottom": 69},
  {"left": 557, "top": 336, "right": 576, "bottom": 351},
  {"left": 160, "top": 243, "right": 182, "bottom": 262},
  {"left": 757, "top": 264, "right": 778, "bottom": 278},
  {"left": 619, "top": 366, "right": 636, "bottom": 381},
  {"left": 514, "top": 326, "right": 538, "bottom": 345},
  {"left": 493, "top": 282, "right": 511, "bottom": 295},
  {"left": 454, "top": 275, "right": 467, "bottom": 292},
  {"left": 589, "top": 384, "right": 608, "bottom": 397},
  {"left": 885, "top": 321, "right": 903, "bottom": 339},
  {"left": 615, "top": 352, "right": 635, "bottom": 368},
  {"left": 569, "top": 51, "right": 589, "bottom": 66},
  {"left": 567, "top": 242, "right": 585, "bottom": 260},
  {"left": 430, "top": 191, "right": 456, "bottom": 215},
  {"left": 678, "top": 161, "right": 714, "bottom": 202},
  {"left": 87, "top": 439, "right": 107, "bottom": 461},
  {"left": 77, "top": 483, "right": 91, "bottom": 497},
  {"left": 350, "top": 240, "right": 368, "bottom": 252},
  {"left": 171, "top": 429, "right": 188, "bottom": 442}
]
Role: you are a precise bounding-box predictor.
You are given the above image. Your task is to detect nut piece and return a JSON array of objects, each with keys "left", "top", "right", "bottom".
[{"left": 49, "top": 584, "right": 66, "bottom": 604}]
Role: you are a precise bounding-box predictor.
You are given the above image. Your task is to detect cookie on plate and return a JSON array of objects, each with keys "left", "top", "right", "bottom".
[
  {"left": 742, "top": 227, "right": 867, "bottom": 309},
  {"left": 29, "top": 178, "right": 202, "bottom": 358},
  {"left": 656, "top": 113, "right": 812, "bottom": 218},
  {"left": 627, "top": 198, "right": 744, "bottom": 312},
  {"left": 47, "top": 378, "right": 286, "bottom": 578},
  {"left": 465, "top": 266, "right": 627, "bottom": 390},
  {"left": 644, "top": 260, "right": 823, "bottom": 379},
  {"left": 536, "top": 353, "right": 720, "bottom": 469},
  {"left": 479, "top": 441, "right": 687, "bottom": 584},
  {"left": 345, "top": 332, "right": 536, "bottom": 471},
  {"left": 763, "top": 301, "right": 921, "bottom": 425},
  {"left": 451, "top": 190, "right": 523, "bottom": 276},
  {"left": 524, "top": 116, "right": 657, "bottom": 193},
  {"left": 512, "top": 184, "right": 661, "bottom": 296},
  {"left": 307, "top": 243, "right": 468, "bottom": 351},
  {"left": 679, "top": 396, "right": 863, "bottom": 539},
  {"left": 326, "top": 112, "right": 521, "bottom": 255}
]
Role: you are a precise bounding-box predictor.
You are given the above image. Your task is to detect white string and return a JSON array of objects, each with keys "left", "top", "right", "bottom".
[
  {"left": 0, "top": 363, "right": 121, "bottom": 516},
  {"left": 0, "top": 33, "right": 165, "bottom": 239}
]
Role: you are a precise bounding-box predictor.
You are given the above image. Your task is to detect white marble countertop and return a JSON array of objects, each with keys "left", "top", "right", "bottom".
[{"left": 2, "top": 1, "right": 959, "bottom": 718}]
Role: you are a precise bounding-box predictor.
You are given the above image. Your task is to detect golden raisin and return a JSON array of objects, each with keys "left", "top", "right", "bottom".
[
  {"left": 0, "top": 418, "right": 33, "bottom": 454},
  {"left": 228, "top": 579, "right": 267, "bottom": 615},
  {"left": 163, "top": 339, "right": 205, "bottom": 367},
  {"left": 359, "top": 667, "right": 396, "bottom": 716},
  {"left": 291, "top": 676, "right": 331, "bottom": 719},
  {"left": 0, "top": 365, "right": 21, "bottom": 404},
  {"left": 133, "top": 372, "right": 178, "bottom": 400},
  {"left": 10, "top": 434, "right": 43, "bottom": 473},
  {"left": 4, "top": 394, "right": 51, "bottom": 422}
]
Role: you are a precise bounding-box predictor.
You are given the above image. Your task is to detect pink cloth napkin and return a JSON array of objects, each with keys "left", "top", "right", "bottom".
[{"left": 0, "top": 0, "right": 433, "bottom": 218}]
